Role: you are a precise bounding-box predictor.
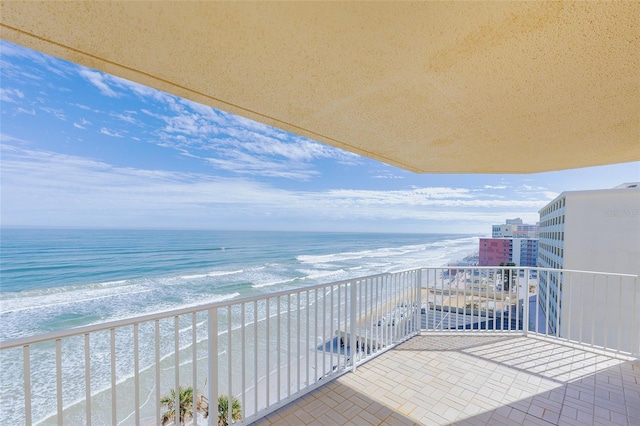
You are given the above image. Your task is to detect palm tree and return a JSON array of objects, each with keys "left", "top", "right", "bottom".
[
  {"left": 160, "top": 386, "right": 193, "bottom": 425},
  {"left": 217, "top": 394, "right": 242, "bottom": 426}
]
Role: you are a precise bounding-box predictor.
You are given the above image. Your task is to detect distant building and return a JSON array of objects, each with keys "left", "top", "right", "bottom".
[
  {"left": 481, "top": 219, "right": 539, "bottom": 267},
  {"left": 492, "top": 218, "right": 539, "bottom": 238},
  {"left": 479, "top": 237, "right": 539, "bottom": 267},
  {"left": 479, "top": 238, "right": 511, "bottom": 266},
  {"left": 537, "top": 183, "right": 640, "bottom": 348}
]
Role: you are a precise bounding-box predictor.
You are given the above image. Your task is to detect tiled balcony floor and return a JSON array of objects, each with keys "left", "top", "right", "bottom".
[{"left": 254, "top": 334, "right": 640, "bottom": 426}]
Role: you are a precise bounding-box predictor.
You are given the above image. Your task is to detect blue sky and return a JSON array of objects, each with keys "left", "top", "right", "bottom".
[{"left": 1, "top": 40, "right": 638, "bottom": 234}]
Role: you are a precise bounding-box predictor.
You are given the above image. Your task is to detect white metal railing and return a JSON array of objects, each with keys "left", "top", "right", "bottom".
[
  {"left": 421, "top": 266, "right": 639, "bottom": 357},
  {"left": 0, "top": 270, "right": 420, "bottom": 425},
  {"left": 1, "top": 267, "right": 637, "bottom": 425}
]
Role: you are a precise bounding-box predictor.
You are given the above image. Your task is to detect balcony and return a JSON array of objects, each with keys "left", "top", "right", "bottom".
[
  {"left": 1, "top": 267, "right": 638, "bottom": 425},
  {"left": 256, "top": 335, "right": 639, "bottom": 426}
]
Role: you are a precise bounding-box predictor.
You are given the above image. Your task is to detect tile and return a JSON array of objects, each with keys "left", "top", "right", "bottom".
[{"left": 252, "top": 335, "right": 637, "bottom": 426}]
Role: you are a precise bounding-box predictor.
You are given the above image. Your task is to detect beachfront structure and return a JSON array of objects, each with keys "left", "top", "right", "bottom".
[
  {"left": 1, "top": 2, "right": 639, "bottom": 425},
  {"left": 479, "top": 237, "right": 539, "bottom": 267},
  {"left": 492, "top": 218, "right": 540, "bottom": 239},
  {"left": 538, "top": 183, "right": 640, "bottom": 343},
  {"left": 478, "top": 238, "right": 511, "bottom": 266}
]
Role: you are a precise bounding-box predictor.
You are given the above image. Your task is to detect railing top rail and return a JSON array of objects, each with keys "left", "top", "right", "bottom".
[
  {"left": 0, "top": 270, "right": 398, "bottom": 350},
  {"left": 422, "top": 266, "right": 638, "bottom": 278}
]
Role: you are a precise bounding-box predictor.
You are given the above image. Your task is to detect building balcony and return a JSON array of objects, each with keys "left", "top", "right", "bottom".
[
  {"left": 257, "top": 334, "right": 639, "bottom": 426},
  {"left": 1, "top": 267, "right": 638, "bottom": 425}
]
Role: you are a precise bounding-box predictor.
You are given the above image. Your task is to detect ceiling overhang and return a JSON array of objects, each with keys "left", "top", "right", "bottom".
[{"left": 1, "top": 1, "right": 638, "bottom": 173}]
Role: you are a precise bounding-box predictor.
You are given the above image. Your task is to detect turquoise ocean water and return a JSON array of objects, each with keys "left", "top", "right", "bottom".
[
  {"left": 0, "top": 229, "right": 478, "bottom": 424},
  {"left": 1, "top": 228, "right": 478, "bottom": 341}
]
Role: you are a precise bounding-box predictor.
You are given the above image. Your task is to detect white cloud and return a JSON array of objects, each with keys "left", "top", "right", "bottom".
[
  {"left": 39, "top": 107, "right": 66, "bottom": 121},
  {"left": 1, "top": 144, "right": 550, "bottom": 230},
  {"left": 16, "top": 107, "right": 36, "bottom": 115},
  {"left": 0, "top": 88, "right": 24, "bottom": 103},
  {"left": 205, "top": 150, "right": 320, "bottom": 180},
  {"left": 100, "top": 128, "right": 123, "bottom": 138},
  {"left": 79, "top": 69, "right": 120, "bottom": 97},
  {"left": 111, "top": 112, "right": 137, "bottom": 124},
  {"left": 74, "top": 104, "right": 101, "bottom": 113},
  {"left": 73, "top": 118, "right": 92, "bottom": 129}
]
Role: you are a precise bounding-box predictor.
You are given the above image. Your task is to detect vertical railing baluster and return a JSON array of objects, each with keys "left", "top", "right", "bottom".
[
  {"left": 350, "top": 281, "right": 357, "bottom": 373},
  {"left": 364, "top": 278, "right": 369, "bottom": 358},
  {"left": 192, "top": 313, "right": 198, "bottom": 424},
  {"left": 84, "top": 334, "right": 91, "bottom": 426},
  {"left": 134, "top": 324, "right": 140, "bottom": 426},
  {"left": 579, "top": 273, "right": 584, "bottom": 344},
  {"left": 228, "top": 306, "right": 232, "bottom": 426},
  {"left": 566, "top": 272, "right": 572, "bottom": 342},
  {"left": 523, "top": 270, "right": 529, "bottom": 336},
  {"left": 110, "top": 329, "right": 117, "bottom": 426},
  {"left": 633, "top": 277, "right": 639, "bottom": 357},
  {"left": 313, "top": 289, "right": 318, "bottom": 383},
  {"left": 376, "top": 277, "right": 381, "bottom": 345},
  {"left": 454, "top": 269, "right": 459, "bottom": 331},
  {"left": 56, "top": 339, "right": 63, "bottom": 426},
  {"left": 337, "top": 284, "right": 342, "bottom": 368},
  {"left": 155, "top": 320, "right": 160, "bottom": 425},
  {"left": 545, "top": 271, "right": 550, "bottom": 336},
  {"left": 438, "top": 268, "right": 442, "bottom": 331},
  {"left": 408, "top": 272, "right": 413, "bottom": 336},
  {"left": 276, "top": 296, "right": 281, "bottom": 401},
  {"left": 287, "top": 294, "right": 291, "bottom": 396},
  {"left": 254, "top": 300, "right": 258, "bottom": 415},
  {"left": 266, "top": 298, "right": 270, "bottom": 406},
  {"left": 506, "top": 270, "right": 511, "bottom": 331},
  {"left": 241, "top": 303, "right": 245, "bottom": 419},
  {"left": 493, "top": 269, "right": 497, "bottom": 331},
  {"left": 617, "top": 276, "right": 623, "bottom": 353},
  {"left": 305, "top": 290, "right": 310, "bottom": 387},
  {"left": 432, "top": 269, "right": 437, "bottom": 331},
  {"left": 329, "top": 286, "right": 334, "bottom": 375},
  {"left": 174, "top": 316, "right": 180, "bottom": 426},
  {"left": 604, "top": 275, "right": 609, "bottom": 349},
  {"left": 322, "top": 289, "right": 326, "bottom": 377},
  {"left": 555, "top": 273, "right": 561, "bottom": 338},
  {"left": 208, "top": 308, "right": 218, "bottom": 426},
  {"left": 296, "top": 292, "right": 301, "bottom": 393},
  {"left": 382, "top": 276, "right": 386, "bottom": 342},
  {"left": 591, "top": 274, "right": 596, "bottom": 349},
  {"left": 418, "top": 269, "right": 423, "bottom": 334},
  {"left": 24, "top": 345, "right": 31, "bottom": 426},
  {"left": 485, "top": 270, "right": 490, "bottom": 332},
  {"left": 461, "top": 268, "right": 466, "bottom": 331}
]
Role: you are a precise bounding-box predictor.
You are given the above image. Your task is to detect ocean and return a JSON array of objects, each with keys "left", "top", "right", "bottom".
[
  {"left": 0, "top": 228, "right": 478, "bottom": 424},
  {"left": 0, "top": 228, "right": 478, "bottom": 341}
]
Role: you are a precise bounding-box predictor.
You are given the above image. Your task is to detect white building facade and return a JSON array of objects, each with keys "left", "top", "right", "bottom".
[{"left": 538, "top": 183, "right": 640, "bottom": 351}]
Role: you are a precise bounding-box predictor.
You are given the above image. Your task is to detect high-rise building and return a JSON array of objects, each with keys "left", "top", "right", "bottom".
[
  {"left": 481, "top": 219, "right": 539, "bottom": 267},
  {"left": 492, "top": 218, "right": 539, "bottom": 238},
  {"left": 538, "top": 183, "right": 640, "bottom": 341}
]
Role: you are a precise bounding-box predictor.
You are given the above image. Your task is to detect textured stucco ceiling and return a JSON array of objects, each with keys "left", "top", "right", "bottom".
[{"left": 1, "top": 1, "right": 639, "bottom": 173}]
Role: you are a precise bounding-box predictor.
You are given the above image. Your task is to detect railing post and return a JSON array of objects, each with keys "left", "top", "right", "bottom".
[
  {"left": 634, "top": 276, "right": 639, "bottom": 358},
  {"left": 351, "top": 280, "right": 357, "bottom": 373},
  {"left": 208, "top": 307, "right": 218, "bottom": 426},
  {"left": 174, "top": 316, "right": 180, "bottom": 426},
  {"left": 523, "top": 269, "right": 529, "bottom": 337},
  {"left": 23, "top": 345, "right": 31, "bottom": 426},
  {"left": 418, "top": 269, "right": 423, "bottom": 333}
]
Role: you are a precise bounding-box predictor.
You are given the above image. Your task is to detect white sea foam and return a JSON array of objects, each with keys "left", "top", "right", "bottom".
[
  {"left": 252, "top": 277, "right": 300, "bottom": 289},
  {"left": 181, "top": 269, "right": 243, "bottom": 280}
]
